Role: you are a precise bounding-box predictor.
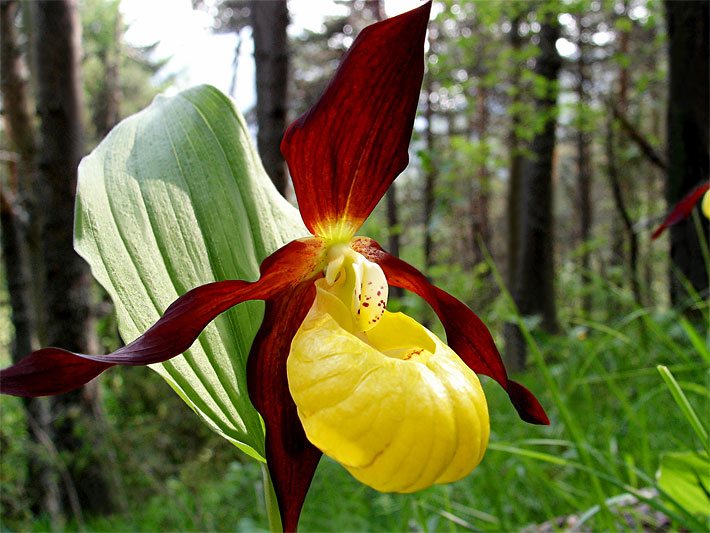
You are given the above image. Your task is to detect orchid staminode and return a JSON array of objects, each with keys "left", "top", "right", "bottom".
[{"left": 0, "top": 3, "right": 548, "bottom": 531}]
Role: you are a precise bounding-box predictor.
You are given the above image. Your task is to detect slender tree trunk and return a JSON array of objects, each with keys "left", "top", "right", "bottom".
[
  {"left": 503, "top": 14, "right": 524, "bottom": 370},
  {"left": 0, "top": 1, "right": 63, "bottom": 523},
  {"left": 664, "top": 0, "right": 710, "bottom": 306},
  {"left": 470, "top": 85, "right": 491, "bottom": 266},
  {"left": 31, "top": 0, "right": 121, "bottom": 516},
  {"left": 576, "top": 19, "right": 593, "bottom": 315},
  {"left": 93, "top": 5, "right": 121, "bottom": 138},
  {"left": 609, "top": 3, "right": 643, "bottom": 305},
  {"left": 252, "top": 0, "right": 289, "bottom": 195},
  {"left": 0, "top": 190, "right": 64, "bottom": 526},
  {"left": 506, "top": 14, "right": 523, "bottom": 291},
  {"left": 423, "top": 75, "right": 436, "bottom": 274},
  {"left": 506, "top": 16, "right": 561, "bottom": 371},
  {"left": 606, "top": 116, "right": 642, "bottom": 303},
  {"left": 610, "top": 6, "right": 631, "bottom": 269}
]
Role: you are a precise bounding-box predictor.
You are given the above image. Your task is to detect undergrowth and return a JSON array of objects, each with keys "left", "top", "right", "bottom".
[{"left": 1, "top": 259, "right": 708, "bottom": 532}]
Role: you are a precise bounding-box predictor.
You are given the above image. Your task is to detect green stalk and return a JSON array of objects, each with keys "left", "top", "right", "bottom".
[
  {"left": 261, "top": 464, "right": 283, "bottom": 533},
  {"left": 657, "top": 365, "right": 710, "bottom": 457}
]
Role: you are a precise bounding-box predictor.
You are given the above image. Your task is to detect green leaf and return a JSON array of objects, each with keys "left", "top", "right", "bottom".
[
  {"left": 657, "top": 452, "right": 710, "bottom": 516},
  {"left": 74, "top": 85, "right": 307, "bottom": 461}
]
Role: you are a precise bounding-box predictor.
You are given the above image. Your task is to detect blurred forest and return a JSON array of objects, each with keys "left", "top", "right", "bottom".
[{"left": 0, "top": 0, "right": 708, "bottom": 531}]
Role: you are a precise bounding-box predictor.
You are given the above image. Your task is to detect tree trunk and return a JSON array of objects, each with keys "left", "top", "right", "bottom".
[
  {"left": 423, "top": 76, "right": 436, "bottom": 274},
  {"left": 0, "top": 1, "right": 63, "bottom": 523},
  {"left": 609, "top": 5, "right": 631, "bottom": 270},
  {"left": 31, "top": 0, "right": 121, "bottom": 516},
  {"left": 506, "top": 14, "right": 523, "bottom": 291},
  {"left": 606, "top": 116, "right": 641, "bottom": 303},
  {"left": 470, "top": 85, "right": 491, "bottom": 266},
  {"left": 93, "top": 5, "right": 121, "bottom": 138},
  {"left": 664, "top": 0, "right": 710, "bottom": 306},
  {"left": 252, "top": 0, "right": 289, "bottom": 195},
  {"left": 576, "top": 18, "right": 593, "bottom": 315},
  {"left": 506, "top": 16, "right": 561, "bottom": 371},
  {"left": 607, "top": 115, "right": 642, "bottom": 307},
  {"left": 609, "top": 3, "right": 643, "bottom": 305},
  {"left": 503, "top": 14, "right": 524, "bottom": 370}
]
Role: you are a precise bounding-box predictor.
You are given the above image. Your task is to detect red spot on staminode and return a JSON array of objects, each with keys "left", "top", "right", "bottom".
[{"left": 362, "top": 302, "right": 369, "bottom": 307}]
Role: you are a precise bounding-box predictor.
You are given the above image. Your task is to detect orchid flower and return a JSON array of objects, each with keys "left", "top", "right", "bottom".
[
  {"left": 651, "top": 181, "right": 710, "bottom": 239},
  {"left": 0, "top": 3, "right": 548, "bottom": 530}
]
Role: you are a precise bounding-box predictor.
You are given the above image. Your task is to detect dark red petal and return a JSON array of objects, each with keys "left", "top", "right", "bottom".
[
  {"left": 1, "top": 238, "right": 326, "bottom": 397},
  {"left": 282, "top": 2, "right": 431, "bottom": 236},
  {"left": 652, "top": 181, "right": 709, "bottom": 239},
  {"left": 353, "top": 237, "right": 550, "bottom": 426},
  {"left": 248, "top": 280, "right": 321, "bottom": 533}
]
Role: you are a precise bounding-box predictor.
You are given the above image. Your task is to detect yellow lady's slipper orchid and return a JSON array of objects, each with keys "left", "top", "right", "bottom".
[{"left": 288, "top": 251, "right": 489, "bottom": 492}]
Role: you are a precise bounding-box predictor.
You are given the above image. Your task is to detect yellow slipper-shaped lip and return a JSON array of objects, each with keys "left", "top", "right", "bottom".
[{"left": 288, "top": 280, "right": 490, "bottom": 493}]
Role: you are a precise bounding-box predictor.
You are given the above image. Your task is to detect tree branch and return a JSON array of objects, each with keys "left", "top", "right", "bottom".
[{"left": 612, "top": 103, "right": 668, "bottom": 171}]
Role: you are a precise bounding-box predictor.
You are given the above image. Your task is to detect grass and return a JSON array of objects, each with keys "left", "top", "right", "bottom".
[{"left": 1, "top": 259, "right": 708, "bottom": 532}]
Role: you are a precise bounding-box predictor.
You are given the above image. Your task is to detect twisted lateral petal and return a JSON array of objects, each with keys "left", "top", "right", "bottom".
[
  {"left": 0, "top": 239, "right": 325, "bottom": 397},
  {"left": 652, "top": 181, "right": 710, "bottom": 239},
  {"left": 247, "top": 280, "right": 320, "bottom": 533},
  {"left": 353, "top": 237, "right": 550, "bottom": 426},
  {"left": 281, "top": 2, "right": 431, "bottom": 239},
  {"left": 288, "top": 286, "right": 489, "bottom": 494}
]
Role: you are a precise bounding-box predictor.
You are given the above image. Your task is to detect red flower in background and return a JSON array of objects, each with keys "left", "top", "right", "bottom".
[{"left": 1, "top": 3, "right": 548, "bottom": 530}]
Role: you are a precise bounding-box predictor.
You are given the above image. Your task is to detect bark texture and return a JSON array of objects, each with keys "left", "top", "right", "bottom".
[
  {"left": 470, "top": 85, "right": 491, "bottom": 266},
  {"left": 576, "top": 16, "right": 593, "bottom": 315},
  {"left": 506, "top": 17, "right": 561, "bottom": 371},
  {"left": 0, "top": 0, "right": 63, "bottom": 523},
  {"left": 93, "top": 6, "right": 121, "bottom": 138},
  {"left": 506, "top": 14, "right": 523, "bottom": 291},
  {"left": 423, "top": 76, "right": 436, "bottom": 274},
  {"left": 252, "top": 0, "right": 289, "bottom": 195},
  {"left": 31, "top": 0, "right": 121, "bottom": 516},
  {"left": 664, "top": 0, "right": 710, "bottom": 306},
  {"left": 607, "top": 115, "right": 642, "bottom": 303}
]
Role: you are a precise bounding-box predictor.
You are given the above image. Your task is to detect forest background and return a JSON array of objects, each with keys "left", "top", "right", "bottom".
[{"left": 0, "top": 0, "right": 708, "bottom": 531}]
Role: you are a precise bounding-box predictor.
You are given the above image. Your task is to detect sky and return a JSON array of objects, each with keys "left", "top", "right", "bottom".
[{"left": 120, "top": 0, "right": 424, "bottom": 114}]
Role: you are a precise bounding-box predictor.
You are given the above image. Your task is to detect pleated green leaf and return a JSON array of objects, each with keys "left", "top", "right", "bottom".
[{"left": 74, "top": 85, "right": 307, "bottom": 460}]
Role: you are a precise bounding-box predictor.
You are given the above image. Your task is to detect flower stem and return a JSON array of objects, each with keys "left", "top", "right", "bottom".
[{"left": 261, "top": 463, "right": 283, "bottom": 533}]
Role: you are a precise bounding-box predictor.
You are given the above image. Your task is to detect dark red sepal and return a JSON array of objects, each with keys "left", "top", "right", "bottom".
[
  {"left": 282, "top": 2, "right": 431, "bottom": 237},
  {"left": 652, "top": 181, "right": 709, "bottom": 239},
  {"left": 353, "top": 237, "right": 550, "bottom": 426},
  {"left": 0, "top": 239, "right": 326, "bottom": 397},
  {"left": 248, "top": 280, "right": 321, "bottom": 533}
]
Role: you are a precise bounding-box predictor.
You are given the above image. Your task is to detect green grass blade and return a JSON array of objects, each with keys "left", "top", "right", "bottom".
[{"left": 657, "top": 365, "right": 710, "bottom": 456}]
